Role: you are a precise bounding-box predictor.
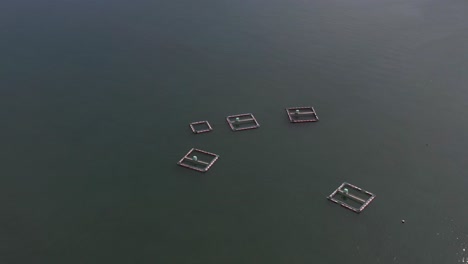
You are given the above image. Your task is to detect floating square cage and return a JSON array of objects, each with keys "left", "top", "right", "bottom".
[
  {"left": 189, "top": 121, "right": 213, "bottom": 134},
  {"left": 286, "top": 106, "right": 319, "bottom": 123},
  {"left": 226, "top": 113, "right": 260, "bottom": 132},
  {"left": 327, "top": 182, "right": 376, "bottom": 213},
  {"left": 177, "top": 148, "right": 219, "bottom": 172}
]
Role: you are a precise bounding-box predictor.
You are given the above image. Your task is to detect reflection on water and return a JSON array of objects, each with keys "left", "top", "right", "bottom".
[{"left": 2, "top": 0, "right": 468, "bottom": 263}]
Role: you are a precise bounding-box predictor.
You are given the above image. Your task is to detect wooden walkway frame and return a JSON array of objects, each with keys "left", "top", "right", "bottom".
[
  {"left": 286, "top": 106, "right": 319, "bottom": 123},
  {"left": 189, "top": 121, "right": 213, "bottom": 134},
  {"left": 177, "top": 148, "right": 219, "bottom": 172},
  {"left": 226, "top": 113, "right": 260, "bottom": 131},
  {"left": 327, "top": 182, "right": 376, "bottom": 213}
]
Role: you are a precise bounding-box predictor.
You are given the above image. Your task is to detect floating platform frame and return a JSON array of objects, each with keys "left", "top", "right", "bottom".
[
  {"left": 177, "top": 148, "right": 219, "bottom": 172},
  {"left": 327, "top": 182, "right": 376, "bottom": 213},
  {"left": 286, "top": 106, "right": 319, "bottom": 123},
  {"left": 189, "top": 121, "right": 213, "bottom": 134},
  {"left": 226, "top": 113, "right": 260, "bottom": 132}
]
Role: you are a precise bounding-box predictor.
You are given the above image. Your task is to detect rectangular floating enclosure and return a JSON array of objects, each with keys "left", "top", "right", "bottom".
[
  {"left": 177, "top": 148, "right": 219, "bottom": 172},
  {"left": 327, "top": 182, "right": 376, "bottom": 213},
  {"left": 286, "top": 106, "right": 319, "bottom": 123},
  {"left": 226, "top": 113, "right": 260, "bottom": 132},
  {"left": 189, "top": 120, "right": 213, "bottom": 134}
]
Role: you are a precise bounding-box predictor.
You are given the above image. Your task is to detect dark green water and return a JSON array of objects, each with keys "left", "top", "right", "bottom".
[{"left": 2, "top": 0, "right": 468, "bottom": 263}]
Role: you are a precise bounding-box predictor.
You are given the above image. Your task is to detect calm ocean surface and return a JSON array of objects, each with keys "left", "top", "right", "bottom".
[{"left": 2, "top": 0, "right": 468, "bottom": 263}]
